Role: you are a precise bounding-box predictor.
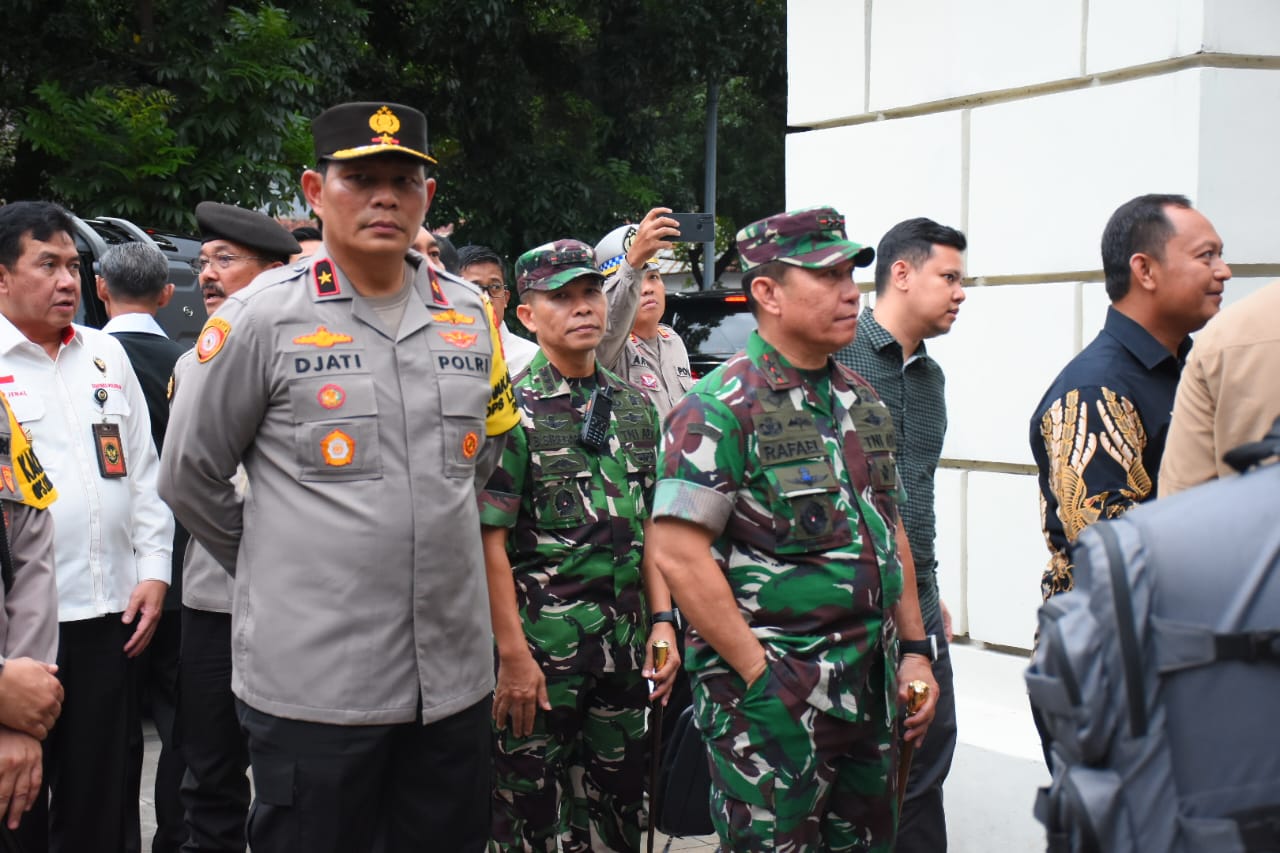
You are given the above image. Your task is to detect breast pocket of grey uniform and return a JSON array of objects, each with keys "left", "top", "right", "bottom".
[
  {"left": 287, "top": 373, "right": 382, "bottom": 482},
  {"left": 430, "top": 342, "right": 493, "bottom": 480}
]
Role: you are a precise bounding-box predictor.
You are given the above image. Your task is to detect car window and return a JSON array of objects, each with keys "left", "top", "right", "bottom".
[{"left": 669, "top": 308, "right": 756, "bottom": 357}]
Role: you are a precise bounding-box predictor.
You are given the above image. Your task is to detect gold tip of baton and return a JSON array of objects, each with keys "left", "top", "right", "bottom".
[
  {"left": 652, "top": 639, "right": 670, "bottom": 672},
  {"left": 906, "top": 680, "right": 930, "bottom": 713}
]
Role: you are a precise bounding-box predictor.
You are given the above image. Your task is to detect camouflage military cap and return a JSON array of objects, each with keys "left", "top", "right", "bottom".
[
  {"left": 736, "top": 206, "right": 874, "bottom": 272},
  {"left": 515, "top": 239, "right": 604, "bottom": 297},
  {"left": 312, "top": 102, "right": 435, "bottom": 165}
]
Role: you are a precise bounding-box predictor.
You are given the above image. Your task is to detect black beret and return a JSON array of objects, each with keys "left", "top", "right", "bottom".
[
  {"left": 312, "top": 102, "right": 434, "bottom": 165},
  {"left": 195, "top": 202, "right": 301, "bottom": 260}
]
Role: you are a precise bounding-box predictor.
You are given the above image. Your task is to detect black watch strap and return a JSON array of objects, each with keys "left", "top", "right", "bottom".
[
  {"left": 899, "top": 636, "right": 937, "bottom": 662},
  {"left": 650, "top": 610, "right": 677, "bottom": 628}
]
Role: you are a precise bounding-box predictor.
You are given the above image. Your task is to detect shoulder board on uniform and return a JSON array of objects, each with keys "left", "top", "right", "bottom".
[
  {"left": 657, "top": 326, "right": 671, "bottom": 339},
  {"left": 231, "top": 261, "right": 309, "bottom": 306}
]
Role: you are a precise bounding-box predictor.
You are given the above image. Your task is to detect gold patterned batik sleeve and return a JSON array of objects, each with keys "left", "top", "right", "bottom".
[{"left": 1038, "top": 386, "right": 1150, "bottom": 599}]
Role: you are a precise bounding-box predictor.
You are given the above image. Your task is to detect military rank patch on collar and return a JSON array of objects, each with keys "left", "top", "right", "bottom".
[
  {"left": 197, "top": 317, "right": 232, "bottom": 363},
  {"left": 313, "top": 259, "right": 341, "bottom": 298},
  {"left": 293, "top": 326, "right": 354, "bottom": 348}
]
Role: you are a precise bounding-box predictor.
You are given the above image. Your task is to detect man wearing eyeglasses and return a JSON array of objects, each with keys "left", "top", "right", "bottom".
[
  {"left": 170, "top": 202, "right": 298, "bottom": 853},
  {"left": 458, "top": 245, "right": 538, "bottom": 377}
]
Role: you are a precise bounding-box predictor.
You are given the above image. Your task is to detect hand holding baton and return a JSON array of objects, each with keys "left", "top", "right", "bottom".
[
  {"left": 896, "top": 679, "right": 930, "bottom": 816},
  {"left": 646, "top": 639, "right": 670, "bottom": 853}
]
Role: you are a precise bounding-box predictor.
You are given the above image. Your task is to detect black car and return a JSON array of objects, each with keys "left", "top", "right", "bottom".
[
  {"left": 661, "top": 288, "right": 757, "bottom": 379},
  {"left": 70, "top": 215, "right": 206, "bottom": 346}
]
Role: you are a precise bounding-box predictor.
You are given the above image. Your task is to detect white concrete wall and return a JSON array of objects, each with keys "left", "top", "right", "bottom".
[{"left": 787, "top": 0, "right": 1280, "bottom": 649}]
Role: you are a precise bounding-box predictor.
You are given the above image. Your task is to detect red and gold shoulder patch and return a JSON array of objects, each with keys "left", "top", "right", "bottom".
[
  {"left": 320, "top": 428, "right": 355, "bottom": 467},
  {"left": 432, "top": 309, "right": 475, "bottom": 326},
  {"left": 427, "top": 266, "right": 450, "bottom": 306},
  {"left": 196, "top": 318, "right": 232, "bottom": 363},
  {"left": 313, "top": 259, "right": 341, "bottom": 297},
  {"left": 439, "top": 330, "right": 478, "bottom": 349},
  {"left": 293, "top": 326, "right": 354, "bottom": 348}
]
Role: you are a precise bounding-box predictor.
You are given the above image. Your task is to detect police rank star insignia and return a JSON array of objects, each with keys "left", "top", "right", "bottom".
[
  {"left": 313, "top": 259, "right": 341, "bottom": 297},
  {"left": 293, "top": 326, "right": 355, "bottom": 348},
  {"left": 320, "top": 428, "right": 355, "bottom": 467},
  {"left": 197, "top": 317, "right": 232, "bottom": 363}
]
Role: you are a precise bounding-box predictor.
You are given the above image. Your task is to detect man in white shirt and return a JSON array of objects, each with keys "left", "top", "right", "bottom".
[
  {"left": 458, "top": 245, "right": 539, "bottom": 377},
  {"left": 0, "top": 201, "right": 173, "bottom": 853}
]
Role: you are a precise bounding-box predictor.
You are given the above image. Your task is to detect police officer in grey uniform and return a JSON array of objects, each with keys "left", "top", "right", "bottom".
[
  {"left": 173, "top": 202, "right": 298, "bottom": 853},
  {"left": 594, "top": 209, "right": 694, "bottom": 421},
  {"left": 0, "top": 393, "right": 61, "bottom": 833},
  {"left": 158, "top": 102, "right": 519, "bottom": 853}
]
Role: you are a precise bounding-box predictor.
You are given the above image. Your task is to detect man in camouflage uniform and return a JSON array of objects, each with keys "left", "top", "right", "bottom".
[
  {"left": 649, "top": 207, "right": 939, "bottom": 851},
  {"left": 480, "top": 239, "right": 680, "bottom": 852}
]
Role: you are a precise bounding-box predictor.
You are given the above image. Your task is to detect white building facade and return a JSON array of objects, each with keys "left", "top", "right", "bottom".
[{"left": 786, "top": 0, "right": 1280, "bottom": 649}]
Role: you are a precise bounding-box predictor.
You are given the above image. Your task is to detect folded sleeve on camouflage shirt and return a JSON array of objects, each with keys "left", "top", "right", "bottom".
[
  {"left": 651, "top": 479, "right": 734, "bottom": 534},
  {"left": 479, "top": 489, "right": 522, "bottom": 528}
]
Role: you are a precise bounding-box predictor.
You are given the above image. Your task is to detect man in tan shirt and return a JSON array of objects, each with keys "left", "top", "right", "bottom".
[{"left": 1159, "top": 279, "right": 1280, "bottom": 496}]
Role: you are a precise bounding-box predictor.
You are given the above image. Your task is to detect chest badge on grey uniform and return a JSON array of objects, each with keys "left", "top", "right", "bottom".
[
  {"left": 320, "top": 428, "right": 355, "bottom": 467},
  {"left": 439, "top": 330, "right": 479, "bottom": 349},
  {"left": 432, "top": 309, "right": 475, "bottom": 326},
  {"left": 317, "top": 383, "right": 346, "bottom": 410},
  {"left": 293, "top": 325, "right": 354, "bottom": 347}
]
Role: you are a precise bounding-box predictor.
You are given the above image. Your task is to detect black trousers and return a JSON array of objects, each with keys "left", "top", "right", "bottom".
[
  {"left": 177, "top": 608, "right": 249, "bottom": 853},
  {"left": 128, "top": 613, "right": 186, "bottom": 853},
  {"left": 13, "top": 614, "right": 142, "bottom": 853},
  {"left": 896, "top": 607, "right": 958, "bottom": 853},
  {"left": 236, "top": 696, "right": 492, "bottom": 853}
]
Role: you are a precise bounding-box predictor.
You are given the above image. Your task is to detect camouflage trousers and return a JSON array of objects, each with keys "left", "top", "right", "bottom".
[
  {"left": 692, "top": 662, "right": 898, "bottom": 852},
  {"left": 490, "top": 668, "right": 648, "bottom": 852}
]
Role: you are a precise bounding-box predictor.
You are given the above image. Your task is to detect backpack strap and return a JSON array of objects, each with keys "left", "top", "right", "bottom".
[
  {"left": 1214, "top": 630, "right": 1280, "bottom": 663},
  {"left": 1154, "top": 618, "right": 1280, "bottom": 672},
  {"left": 1095, "top": 522, "right": 1148, "bottom": 738}
]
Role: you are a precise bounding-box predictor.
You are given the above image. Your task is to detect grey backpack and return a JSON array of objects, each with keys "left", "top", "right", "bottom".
[{"left": 1026, "top": 424, "right": 1280, "bottom": 853}]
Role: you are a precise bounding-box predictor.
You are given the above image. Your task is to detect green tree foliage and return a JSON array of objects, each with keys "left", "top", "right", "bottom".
[{"left": 1, "top": 0, "right": 785, "bottom": 271}]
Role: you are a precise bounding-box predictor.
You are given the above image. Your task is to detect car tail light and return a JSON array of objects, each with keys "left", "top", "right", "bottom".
[{"left": 724, "top": 294, "right": 747, "bottom": 303}]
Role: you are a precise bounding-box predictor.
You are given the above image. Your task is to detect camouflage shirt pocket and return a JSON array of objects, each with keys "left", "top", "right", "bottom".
[
  {"left": 531, "top": 448, "right": 592, "bottom": 529},
  {"left": 765, "top": 459, "right": 854, "bottom": 554}
]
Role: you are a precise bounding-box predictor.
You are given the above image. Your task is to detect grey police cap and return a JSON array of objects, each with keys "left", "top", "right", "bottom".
[{"left": 195, "top": 202, "right": 301, "bottom": 260}]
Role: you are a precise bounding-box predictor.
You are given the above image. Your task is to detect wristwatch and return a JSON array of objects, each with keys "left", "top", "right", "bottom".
[
  {"left": 899, "top": 635, "right": 938, "bottom": 663},
  {"left": 650, "top": 610, "right": 678, "bottom": 628}
]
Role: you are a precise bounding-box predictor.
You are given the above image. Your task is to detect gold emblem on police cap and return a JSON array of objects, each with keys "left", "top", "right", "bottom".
[{"left": 369, "top": 106, "right": 401, "bottom": 144}]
